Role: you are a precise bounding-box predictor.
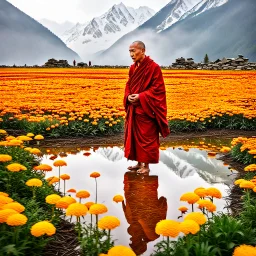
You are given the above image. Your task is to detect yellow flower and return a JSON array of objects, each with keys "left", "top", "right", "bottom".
[
  {"left": 178, "top": 206, "right": 188, "bottom": 214},
  {"left": 17, "top": 136, "right": 32, "bottom": 141},
  {"left": 184, "top": 212, "right": 207, "bottom": 225},
  {"left": 53, "top": 160, "right": 67, "bottom": 167},
  {"left": 0, "top": 209, "right": 18, "bottom": 223},
  {"left": 240, "top": 181, "right": 255, "bottom": 189},
  {"left": 66, "top": 203, "right": 88, "bottom": 217},
  {"left": 90, "top": 172, "right": 101, "bottom": 178},
  {"left": 98, "top": 216, "right": 120, "bottom": 230},
  {"left": 206, "top": 187, "right": 222, "bottom": 199},
  {"left": 233, "top": 244, "right": 256, "bottom": 256},
  {"left": 34, "top": 164, "right": 52, "bottom": 172},
  {"left": 76, "top": 190, "right": 90, "bottom": 199},
  {"left": 180, "top": 220, "right": 200, "bottom": 235},
  {"left": 34, "top": 135, "right": 44, "bottom": 140},
  {"left": 155, "top": 220, "right": 180, "bottom": 237},
  {"left": 89, "top": 203, "right": 108, "bottom": 215},
  {"left": 45, "top": 194, "right": 61, "bottom": 205},
  {"left": 30, "top": 148, "right": 42, "bottom": 155},
  {"left": 197, "top": 199, "right": 216, "bottom": 212},
  {"left": 234, "top": 179, "right": 245, "bottom": 185},
  {"left": 85, "top": 202, "right": 94, "bottom": 209},
  {"left": 56, "top": 197, "right": 76, "bottom": 209},
  {"left": 0, "top": 195, "right": 13, "bottom": 204},
  {"left": 6, "top": 213, "right": 28, "bottom": 226},
  {"left": 7, "top": 163, "right": 27, "bottom": 172},
  {"left": 47, "top": 176, "right": 60, "bottom": 185},
  {"left": 194, "top": 187, "right": 207, "bottom": 198},
  {"left": 113, "top": 195, "right": 124, "bottom": 203},
  {"left": 31, "top": 221, "right": 56, "bottom": 237},
  {"left": 220, "top": 146, "right": 231, "bottom": 153},
  {"left": 60, "top": 174, "right": 70, "bottom": 180},
  {"left": 244, "top": 164, "right": 256, "bottom": 172},
  {"left": 108, "top": 245, "right": 136, "bottom": 256},
  {"left": 180, "top": 192, "right": 200, "bottom": 204},
  {"left": 0, "top": 192, "right": 9, "bottom": 197},
  {"left": 0, "top": 154, "right": 12, "bottom": 162},
  {"left": 26, "top": 178, "right": 43, "bottom": 187},
  {"left": 0, "top": 129, "right": 7, "bottom": 134},
  {"left": 2, "top": 202, "right": 25, "bottom": 213},
  {"left": 26, "top": 133, "right": 34, "bottom": 137}
]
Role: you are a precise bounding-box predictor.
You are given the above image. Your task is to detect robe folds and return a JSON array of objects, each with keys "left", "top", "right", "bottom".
[{"left": 124, "top": 56, "right": 170, "bottom": 163}]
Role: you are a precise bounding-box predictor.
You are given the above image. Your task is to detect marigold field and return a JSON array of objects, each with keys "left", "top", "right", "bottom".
[{"left": 1, "top": 68, "right": 256, "bottom": 136}]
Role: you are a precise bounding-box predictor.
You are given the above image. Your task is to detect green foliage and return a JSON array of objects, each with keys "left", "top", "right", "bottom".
[
  {"left": 231, "top": 143, "right": 256, "bottom": 165},
  {"left": 1, "top": 113, "right": 255, "bottom": 137},
  {"left": 0, "top": 146, "right": 61, "bottom": 256},
  {"left": 79, "top": 223, "right": 115, "bottom": 256}
]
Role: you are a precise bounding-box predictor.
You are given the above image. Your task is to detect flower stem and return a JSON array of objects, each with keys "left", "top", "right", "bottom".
[
  {"left": 167, "top": 236, "right": 170, "bottom": 253},
  {"left": 32, "top": 187, "right": 36, "bottom": 199},
  {"left": 95, "top": 178, "right": 98, "bottom": 203},
  {"left": 58, "top": 166, "right": 60, "bottom": 191},
  {"left": 107, "top": 229, "right": 111, "bottom": 248},
  {"left": 64, "top": 180, "right": 66, "bottom": 196},
  {"left": 192, "top": 204, "right": 194, "bottom": 212}
]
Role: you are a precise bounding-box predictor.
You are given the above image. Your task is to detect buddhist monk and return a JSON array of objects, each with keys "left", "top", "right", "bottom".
[{"left": 124, "top": 41, "right": 170, "bottom": 174}]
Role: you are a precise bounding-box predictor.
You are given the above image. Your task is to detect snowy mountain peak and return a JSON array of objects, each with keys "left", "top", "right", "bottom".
[
  {"left": 156, "top": 0, "right": 228, "bottom": 32},
  {"left": 62, "top": 3, "right": 155, "bottom": 61}
]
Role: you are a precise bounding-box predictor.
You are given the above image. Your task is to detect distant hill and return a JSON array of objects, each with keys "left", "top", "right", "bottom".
[
  {"left": 99, "top": 0, "right": 256, "bottom": 65},
  {"left": 0, "top": 0, "right": 80, "bottom": 66}
]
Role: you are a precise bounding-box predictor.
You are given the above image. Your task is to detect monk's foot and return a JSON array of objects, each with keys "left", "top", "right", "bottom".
[
  {"left": 137, "top": 167, "right": 150, "bottom": 174},
  {"left": 128, "top": 164, "right": 143, "bottom": 171}
]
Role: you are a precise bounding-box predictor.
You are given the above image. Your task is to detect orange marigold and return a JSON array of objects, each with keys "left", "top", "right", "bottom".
[
  {"left": 6, "top": 213, "right": 27, "bottom": 226},
  {"left": 66, "top": 203, "right": 88, "bottom": 217},
  {"left": 184, "top": 212, "right": 207, "bottom": 225},
  {"left": 90, "top": 172, "right": 101, "bottom": 178},
  {"left": 25, "top": 178, "right": 43, "bottom": 187},
  {"left": 180, "top": 192, "right": 200, "bottom": 204},
  {"left": 2, "top": 202, "right": 25, "bottom": 213},
  {"left": 98, "top": 216, "right": 120, "bottom": 230},
  {"left": 0, "top": 209, "right": 18, "bottom": 223},
  {"left": 76, "top": 190, "right": 90, "bottom": 199},
  {"left": 53, "top": 160, "right": 67, "bottom": 167},
  {"left": 60, "top": 174, "right": 70, "bottom": 180},
  {"left": 31, "top": 221, "right": 56, "bottom": 237},
  {"left": 0, "top": 154, "right": 12, "bottom": 162},
  {"left": 155, "top": 220, "right": 180, "bottom": 237},
  {"left": 108, "top": 245, "right": 136, "bottom": 256},
  {"left": 180, "top": 220, "right": 200, "bottom": 235},
  {"left": 34, "top": 164, "right": 52, "bottom": 172},
  {"left": 7, "top": 163, "right": 27, "bottom": 172},
  {"left": 113, "top": 195, "right": 124, "bottom": 203},
  {"left": 206, "top": 187, "right": 222, "bottom": 199},
  {"left": 89, "top": 203, "right": 108, "bottom": 215},
  {"left": 45, "top": 194, "right": 61, "bottom": 205},
  {"left": 233, "top": 244, "right": 256, "bottom": 256}
]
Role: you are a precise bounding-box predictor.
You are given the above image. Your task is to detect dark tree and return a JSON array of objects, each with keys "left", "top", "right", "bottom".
[{"left": 204, "top": 54, "right": 209, "bottom": 64}]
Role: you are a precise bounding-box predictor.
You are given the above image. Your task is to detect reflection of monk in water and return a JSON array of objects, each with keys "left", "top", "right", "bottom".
[{"left": 122, "top": 172, "right": 167, "bottom": 255}]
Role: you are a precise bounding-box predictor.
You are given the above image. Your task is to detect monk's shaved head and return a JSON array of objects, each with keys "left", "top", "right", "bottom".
[
  {"left": 132, "top": 41, "right": 146, "bottom": 50},
  {"left": 129, "top": 41, "right": 146, "bottom": 63}
]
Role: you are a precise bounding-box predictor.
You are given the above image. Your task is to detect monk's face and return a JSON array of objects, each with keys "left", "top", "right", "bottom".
[{"left": 129, "top": 43, "right": 145, "bottom": 63}]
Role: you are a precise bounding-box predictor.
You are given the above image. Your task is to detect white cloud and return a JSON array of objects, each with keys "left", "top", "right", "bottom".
[{"left": 7, "top": 0, "right": 169, "bottom": 23}]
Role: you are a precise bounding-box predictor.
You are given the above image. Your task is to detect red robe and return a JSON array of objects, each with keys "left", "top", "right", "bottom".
[{"left": 124, "top": 56, "right": 170, "bottom": 163}]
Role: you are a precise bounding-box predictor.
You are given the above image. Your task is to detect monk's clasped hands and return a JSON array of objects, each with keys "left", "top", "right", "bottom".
[{"left": 128, "top": 94, "right": 139, "bottom": 103}]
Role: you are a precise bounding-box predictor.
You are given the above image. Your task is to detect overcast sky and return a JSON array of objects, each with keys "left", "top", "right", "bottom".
[{"left": 7, "top": 0, "right": 169, "bottom": 23}]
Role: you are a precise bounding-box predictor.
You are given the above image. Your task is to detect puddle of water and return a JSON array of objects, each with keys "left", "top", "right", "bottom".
[{"left": 40, "top": 142, "right": 237, "bottom": 256}]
